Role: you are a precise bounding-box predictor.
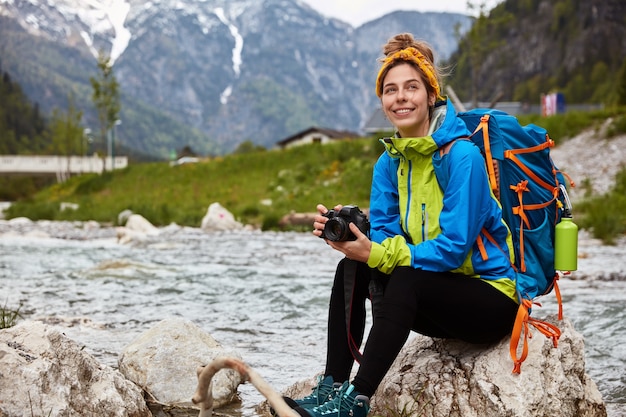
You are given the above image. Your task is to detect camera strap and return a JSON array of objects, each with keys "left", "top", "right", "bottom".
[
  {"left": 343, "top": 259, "right": 386, "bottom": 364},
  {"left": 343, "top": 259, "right": 364, "bottom": 363}
]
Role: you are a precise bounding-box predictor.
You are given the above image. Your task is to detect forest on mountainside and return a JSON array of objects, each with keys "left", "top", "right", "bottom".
[
  {"left": 0, "top": 70, "right": 49, "bottom": 155},
  {"left": 2, "top": 0, "right": 626, "bottom": 162},
  {"left": 446, "top": 0, "right": 626, "bottom": 107},
  {"left": 0, "top": 69, "right": 63, "bottom": 199},
  {"left": 0, "top": 67, "right": 92, "bottom": 199}
]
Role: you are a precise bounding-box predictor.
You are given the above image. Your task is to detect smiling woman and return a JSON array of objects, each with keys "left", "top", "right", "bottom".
[
  {"left": 379, "top": 64, "right": 433, "bottom": 137},
  {"left": 278, "top": 32, "right": 522, "bottom": 417},
  {"left": 376, "top": 41, "right": 444, "bottom": 137}
]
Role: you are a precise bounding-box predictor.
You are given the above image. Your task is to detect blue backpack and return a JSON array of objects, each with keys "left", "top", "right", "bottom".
[{"left": 458, "top": 108, "right": 574, "bottom": 373}]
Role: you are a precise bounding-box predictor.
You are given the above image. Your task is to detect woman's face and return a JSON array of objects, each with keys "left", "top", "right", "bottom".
[{"left": 380, "top": 63, "right": 434, "bottom": 138}]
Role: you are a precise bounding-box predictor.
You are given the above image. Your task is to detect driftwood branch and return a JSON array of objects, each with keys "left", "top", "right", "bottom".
[{"left": 192, "top": 356, "right": 300, "bottom": 417}]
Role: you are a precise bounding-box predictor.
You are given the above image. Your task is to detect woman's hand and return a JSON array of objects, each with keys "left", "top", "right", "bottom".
[
  {"left": 312, "top": 203, "right": 340, "bottom": 238},
  {"left": 313, "top": 203, "right": 371, "bottom": 263},
  {"left": 328, "top": 223, "right": 372, "bottom": 263}
]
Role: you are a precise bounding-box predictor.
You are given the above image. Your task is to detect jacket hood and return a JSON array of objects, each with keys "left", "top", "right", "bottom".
[{"left": 381, "top": 99, "right": 471, "bottom": 158}]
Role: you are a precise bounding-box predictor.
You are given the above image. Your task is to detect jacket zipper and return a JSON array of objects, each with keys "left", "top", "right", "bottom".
[
  {"left": 421, "top": 203, "right": 428, "bottom": 242},
  {"left": 404, "top": 160, "right": 413, "bottom": 233}
]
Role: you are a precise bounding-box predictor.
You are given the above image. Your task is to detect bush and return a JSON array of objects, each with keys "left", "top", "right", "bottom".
[
  {"left": 606, "top": 113, "right": 626, "bottom": 138},
  {"left": 5, "top": 200, "right": 59, "bottom": 220},
  {"left": 261, "top": 213, "right": 281, "bottom": 231},
  {"left": 577, "top": 168, "right": 626, "bottom": 244},
  {"left": 518, "top": 107, "right": 626, "bottom": 144}
]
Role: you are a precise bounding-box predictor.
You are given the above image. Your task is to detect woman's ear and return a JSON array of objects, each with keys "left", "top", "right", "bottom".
[
  {"left": 429, "top": 94, "right": 436, "bottom": 107},
  {"left": 381, "top": 99, "right": 389, "bottom": 119}
]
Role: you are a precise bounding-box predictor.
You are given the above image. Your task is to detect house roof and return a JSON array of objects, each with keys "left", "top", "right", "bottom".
[
  {"left": 362, "top": 108, "right": 393, "bottom": 134},
  {"left": 276, "top": 127, "right": 361, "bottom": 147}
]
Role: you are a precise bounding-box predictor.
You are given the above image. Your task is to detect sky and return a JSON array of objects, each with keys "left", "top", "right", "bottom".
[{"left": 300, "top": 0, "right": 502, "bottom": 27}]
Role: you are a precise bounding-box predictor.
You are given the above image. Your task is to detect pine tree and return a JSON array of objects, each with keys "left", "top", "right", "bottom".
[
  {"left": 48, "top": 94, "right": 84, "bottom": 156},
  {"left": 0, "top": 69, "right": 48, "bottom": 154},
  {"left": 89, "top": 51, "right": 121, "bottom": 168}
]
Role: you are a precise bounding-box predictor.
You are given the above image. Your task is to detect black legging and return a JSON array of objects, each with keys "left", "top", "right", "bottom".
[{"left": 324, "top": 258, "right": 519, "bottom": 398}]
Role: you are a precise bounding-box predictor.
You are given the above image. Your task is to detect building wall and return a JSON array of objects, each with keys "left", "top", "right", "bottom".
[{"left": 281, "top": 132, "right": 333, "bottom": 149}]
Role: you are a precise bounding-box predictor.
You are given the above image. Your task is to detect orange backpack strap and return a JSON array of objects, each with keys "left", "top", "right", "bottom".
[
  {"left": 553, "top": 273, "right": 564, "bottom": 319},
  {"left": 438, "top": 141, "right": 455, "bottom": 157},
  {"left": 507, "top": 151, "right": 558, "bottom": 193},
  {"left": 473, "top": 115, "right": 499, "bottom": 194},
  {"left": 558, "top": 169, "right": 576, "bottom": 188},
  {"left": 509, "top": 298, "right": 562, "bottom": 374},
  {"left": 510, "top": 299, "right": 531, "bottom": 374},
  {"left": 476, "top": 234, "right": 489, "bottom": 261},
  {"left": 509, "top": 179, "right": 561, "bottom": 273},
  {"left": 478, "top": 228, "right": 516, "bottom": 270}
]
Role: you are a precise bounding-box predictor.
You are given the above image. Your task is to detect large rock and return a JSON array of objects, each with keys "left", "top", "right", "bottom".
[
  {"left": 118, "top": 318, "right": 244, "bottom": 413},
  {"left": 200, "top": 202, "right": 243, "bottom": 231},
  {"left": 373, "top": 316, "right": 606, "bottom": 417},
  {"left": 125, "top": 214, "right": 160, "bottom": 235},
  {"left": 0, "top": 321, "right": 151, "bottom": 417},
  {"left": 116, "top": 213, "right": 160, "bottom": 244},
  {"left": 275, "top": 317, "right": 606, "bottom": 417}
]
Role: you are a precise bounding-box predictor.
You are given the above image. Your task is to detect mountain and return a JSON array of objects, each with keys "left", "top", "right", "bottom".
[
  {"left": 0, "top": 0, "right": 472, "bottom": 157},
  {"left": 446, "top": 0, "right": 626, "bottom": 106}
]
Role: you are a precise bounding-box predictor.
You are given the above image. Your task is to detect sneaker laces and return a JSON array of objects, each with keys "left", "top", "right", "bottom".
[
  {"left": 304, "top": 375, "right": 325, "bottom": 401},
  {"left": 301, "top": 375, "right": 335, "bottom": 403},
  {"left": 312, "top": 384, "right": 369, "bottom": 416}
]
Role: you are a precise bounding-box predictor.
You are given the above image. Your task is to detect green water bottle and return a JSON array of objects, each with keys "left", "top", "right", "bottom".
[{"left": 554, "top": 213, "right": 578, "bottom": 271}]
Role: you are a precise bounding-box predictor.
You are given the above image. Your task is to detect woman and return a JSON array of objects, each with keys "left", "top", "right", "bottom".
[{"left": 288, "top": 33, "right": 520, "bottom": 417}]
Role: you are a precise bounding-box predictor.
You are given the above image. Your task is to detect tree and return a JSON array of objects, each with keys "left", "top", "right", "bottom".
[
  {"left": 48, "top": 94, "right": 84, "bottom": 155},
  {"left": 47, "top": 94, "right": 84, "bottom": 179},
  {"left": 90, "top": 51, "right": 120, "bottom": 169},
  {"left": 462, "top": 0, "right": 511, "bottom": 106},
  {"left": 0, "top": 69, "right": 48, "bottom": 154},
  {"left": 618, "top": 58, "right": 626, "bottom": 107},
  {"left": 233, "top": 140, "right": 266, "bottom": 154},
  {"left": 465, "top": 1, "right": 490, "bottom": 107}
]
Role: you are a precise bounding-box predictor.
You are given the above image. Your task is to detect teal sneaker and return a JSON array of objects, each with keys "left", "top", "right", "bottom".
[
  {"left": 296, "top": 384, "right": 370, "bottom": 417},
  {"left": 278, "top": 375, "right": 343, "bottom": 413}
]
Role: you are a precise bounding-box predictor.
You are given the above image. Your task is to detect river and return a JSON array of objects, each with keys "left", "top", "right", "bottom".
[{"left": 1, "top": 219, "right": 625, "bottom": 416}]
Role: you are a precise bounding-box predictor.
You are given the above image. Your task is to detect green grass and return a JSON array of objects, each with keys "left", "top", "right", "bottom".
[
  {"left": 518, "top": 106, "right": 626, "bottom": 145},
  {"left": 6, "top": 137, "right": 382, "bottom": 230},
  {"left": 1, "top": 301, "right": 22, "bottom": 329},
  {"left": 5, "top": 108, "right": 626, "bottom": 243},
  {"left": 577, "top": 168, "right": 626, "bottom": 245}
]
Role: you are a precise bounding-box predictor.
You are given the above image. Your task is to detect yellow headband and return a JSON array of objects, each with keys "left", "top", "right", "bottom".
[{"left": 375, "top": 47, "right": 442, "bottom": 100}]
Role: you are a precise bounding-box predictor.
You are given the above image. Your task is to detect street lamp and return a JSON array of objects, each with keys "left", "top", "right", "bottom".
[
  {"left": 83, "top": 129, "right": 94, "bottom": 153},
  {"left": 83, "top": 128, "right": 92, "bottom": 173}
]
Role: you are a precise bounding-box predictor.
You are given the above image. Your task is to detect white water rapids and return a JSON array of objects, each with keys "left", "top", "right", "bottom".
[{"left": 1, "top": 220, "right": 624, "bottom": 416}]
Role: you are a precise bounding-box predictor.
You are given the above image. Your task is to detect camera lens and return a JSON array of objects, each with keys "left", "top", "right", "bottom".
[{"left": 324, "top": 218, "right": 349, "bottom": 241}]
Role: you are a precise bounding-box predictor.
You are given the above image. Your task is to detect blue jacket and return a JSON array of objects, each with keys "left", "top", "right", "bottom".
[{"left": 366, "top": 100, "right": 517, "bottom": 300}]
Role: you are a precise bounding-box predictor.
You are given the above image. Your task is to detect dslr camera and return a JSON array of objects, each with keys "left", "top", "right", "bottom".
[{"left": 321, "top": 205, "right": 370, "bottom": 242}]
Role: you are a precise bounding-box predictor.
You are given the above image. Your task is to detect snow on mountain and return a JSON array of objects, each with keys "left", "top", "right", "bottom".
[
  {"left": 0, "top": 0, "right": 472, "bottom": 156},
  {"left": 214, "top": 6, "right": 244, "bottom": 104},
  {"left": 0, "top": 0, "right": 130, "bottom": 61},
  {"left": 106, "top": 0, "right": 131, "bottom": 63}
]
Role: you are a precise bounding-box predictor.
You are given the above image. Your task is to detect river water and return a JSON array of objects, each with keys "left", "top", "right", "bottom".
[{"left": 1, "top": 219, "right": 625, "bottom": 416}]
